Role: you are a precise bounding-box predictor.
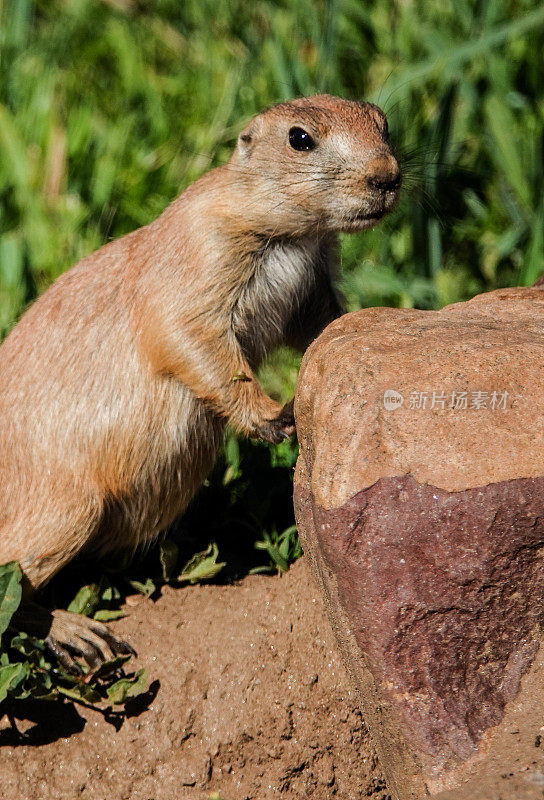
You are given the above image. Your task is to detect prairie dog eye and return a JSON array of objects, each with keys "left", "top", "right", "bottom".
[{"left": 288, "top": 127, "right": 316, "bottom": 151}]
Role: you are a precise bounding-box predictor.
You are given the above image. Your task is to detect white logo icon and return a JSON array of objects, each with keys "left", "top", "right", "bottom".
[{"left": 383, "top": 389, "right": 404, "bottom": 411}]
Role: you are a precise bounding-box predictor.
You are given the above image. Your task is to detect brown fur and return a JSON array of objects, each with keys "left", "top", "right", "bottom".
[{"left": 0, "top": 94, "right": 400, "bottom": 594}]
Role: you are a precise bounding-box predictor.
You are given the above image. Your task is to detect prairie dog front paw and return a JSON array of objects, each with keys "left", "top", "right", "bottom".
[{"left": 254, "top": 398, "right": 296, "bottom": 444}]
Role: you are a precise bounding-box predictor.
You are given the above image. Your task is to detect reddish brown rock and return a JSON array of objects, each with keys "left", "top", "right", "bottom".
[{"left": 293, "top": 287, "right": 544, "bottom": 799}]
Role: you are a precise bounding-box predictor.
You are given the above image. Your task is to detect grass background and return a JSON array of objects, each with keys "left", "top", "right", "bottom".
[{"left": 0, "top": 0, "right": 543, "bottom": 576}]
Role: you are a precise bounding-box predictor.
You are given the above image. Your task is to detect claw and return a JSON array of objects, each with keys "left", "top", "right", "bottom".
[
  {"left": 255, "top": 397, "right": 296, "bottom": 444},
  {"left": 89, "top": 621, "right": 137, "bottom": 657},
  {"left": 44, "top": 634, "right": 84, "bottom": 675}
]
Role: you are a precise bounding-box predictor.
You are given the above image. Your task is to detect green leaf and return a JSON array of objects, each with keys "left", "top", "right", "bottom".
[
  {"left": 57, "top": 682, "right": 103, "bottom": 705},
  {"left": 10, "top": 632, "right": 49, "bottom": 670},
  {"left": 520, "top": 200, "right": 544, "bottom": 285},
  {"left": 67, "top": 583, "right": 101, "bottom": 617},
  {"left": 100, "top": 578, "right": 121, "bottom": 605},
  {"left": 127, "top": 578, "right": 156, "bottom": 597},
  {"left": 159, "top": 537, "right": 179, "bottom": 581},
  {"left": 259, "top": 542, "right": 289, "bottom": 572},
  {"left": 106, "top": 668, "right": 147, "bottom": 705},
  {"left": 254, "top": 525, "right": 301, "bottom": 574},
  {"left": 0, "top": 562, "right": 22, "bottom": 639},
  {"left": 278, "top": 536, "right": 290, "bottom": 561},
  {"left": 0, "top": 105, "right": 31, "bottom": 193},
  {"left": 485, "top": 94, "right": 531, "bottom": 211},
  {"left": 92, "top": 654, "right": 132, "bottom": 680},
  {"left": 0, "top": 662, "right": 26, "bottom": 704},
  {"left": 0, "top": 234, "right": 24, "bottom": 289},
  {"left": 177, "top": 542, "right": 225, "bottom": 585},
  {"left": 222, "top": 432, "right": 241, "bottom": 484},
  {"left": 93, "top": 609, "right": 126, "bottom": 622}
]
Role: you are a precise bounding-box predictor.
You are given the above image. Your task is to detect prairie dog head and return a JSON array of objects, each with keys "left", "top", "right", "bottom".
[{"left": 231, "top": 94, "right": 400, "bottom": 236}]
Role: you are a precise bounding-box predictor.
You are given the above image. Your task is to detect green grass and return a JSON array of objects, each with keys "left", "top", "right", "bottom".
[
  {"left": 1, "top": 0, "right": 543, "bottom": 338},
  {"left": 0, "top": 0, "right": 543, "bottom": 708}
]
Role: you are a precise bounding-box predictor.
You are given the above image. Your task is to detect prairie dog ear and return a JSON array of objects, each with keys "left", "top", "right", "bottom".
[{"left": 237, "top": 117, "right": 263, "bottom": 158}]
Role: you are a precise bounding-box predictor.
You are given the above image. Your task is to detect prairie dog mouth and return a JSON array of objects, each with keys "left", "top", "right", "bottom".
[
  {"left": 348, "top": 188, "right": 400, "bottom": 225},
  {"left": 352, "top": 209, "right": 386, "bottom": 222},
  {"left": 339, "top": 205, "right": 390, "bottom": 232}
]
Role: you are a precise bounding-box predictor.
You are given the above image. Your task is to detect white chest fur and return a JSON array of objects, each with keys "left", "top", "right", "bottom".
[{"left": 233, "top": 236, "right": 320, "bottom": 363}]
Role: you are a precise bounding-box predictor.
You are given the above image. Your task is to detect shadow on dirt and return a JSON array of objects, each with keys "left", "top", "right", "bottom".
[{"left": 0, "top": 680, "right": 160, "bottom": 747}]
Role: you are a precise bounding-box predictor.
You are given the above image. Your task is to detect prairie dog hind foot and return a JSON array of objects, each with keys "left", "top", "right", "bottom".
[{"left": 12, "top": 604, "right": 135, "bottom": 674}]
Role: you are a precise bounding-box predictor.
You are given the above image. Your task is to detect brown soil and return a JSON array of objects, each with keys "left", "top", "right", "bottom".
[{"left": 0, "top": 559, "right": 389, "bottom": 800}]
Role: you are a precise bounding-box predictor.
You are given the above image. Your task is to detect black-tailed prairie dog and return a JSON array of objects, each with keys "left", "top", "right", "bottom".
[{"left": 0, "top": 94, "right": 400, "bottom": 668}]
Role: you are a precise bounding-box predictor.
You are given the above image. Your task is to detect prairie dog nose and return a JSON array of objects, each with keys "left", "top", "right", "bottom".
[{"left": 366, "top": 154, "right": 401, "bottom": 194}]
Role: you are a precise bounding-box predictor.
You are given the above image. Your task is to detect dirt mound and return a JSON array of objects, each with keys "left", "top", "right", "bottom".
[{"left": 0, "top": 559, "right": 388, "bottom": 800}]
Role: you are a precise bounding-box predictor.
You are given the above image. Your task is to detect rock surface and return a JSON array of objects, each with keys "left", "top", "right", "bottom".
[{"left": 293, "top": 287, "right": 544, "bottom": 799}]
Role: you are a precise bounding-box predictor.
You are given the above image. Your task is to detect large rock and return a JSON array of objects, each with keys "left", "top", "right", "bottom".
[{"left": 293, "top": 287, "right": 544, "bottom": 799}]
